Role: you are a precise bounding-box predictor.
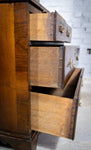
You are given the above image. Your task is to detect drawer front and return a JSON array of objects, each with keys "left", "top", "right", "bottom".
[
  {"left": 30, "top": 11, "right": 72, "bottom": 42},
  {"left": 63, "top": 46, "right": 80, "bottom": 87},
  {"left": 30, "top": 47, "right": 63, "bottom": 88},
  {"left": 30, "top": 13, "right": 54, "bottom": 41},
  {"left": 55, "top": 12, "right": 72, "bottom": 42},
  {"left": 30, "top": 68, "right": 84, "bottom": 140},
  {"left": 30, "top": 46, "right": 79, "bottom": 88}
]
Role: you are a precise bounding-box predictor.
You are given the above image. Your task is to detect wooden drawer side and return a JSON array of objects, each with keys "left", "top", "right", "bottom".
[
  {"left": 30, "top": 13, "right": 54, "bottom": 41},
  {"left": 30, "top": 92, "right": 73, "bottom": 138},
  {"left": 69, "top": 68, "right": 84, "bottom": 139},
  {"left": 30, "top": 68, "right": 84, "bottom": 140},
  {"left": 29, "top": 11, "right": 72, "bottom": 42},
  {"left": 30, "top": 47, "right": 61, "bottom": 88}
]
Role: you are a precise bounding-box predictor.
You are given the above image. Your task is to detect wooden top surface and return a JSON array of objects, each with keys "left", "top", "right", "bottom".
[{"left": 0, "top": 0, "right": 49, "bottom": 12}]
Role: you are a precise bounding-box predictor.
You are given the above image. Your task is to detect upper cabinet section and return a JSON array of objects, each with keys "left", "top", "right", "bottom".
[
  {"left": 30, "top": 11, "right": 72, "bottom": 42},
  {"left": 0, "top": 0, "right": 49, "bottom": 13}
]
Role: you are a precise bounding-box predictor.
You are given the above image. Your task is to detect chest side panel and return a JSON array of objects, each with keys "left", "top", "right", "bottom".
[
  {"left": 0, "top": 3, "right": 17, "bottom": 132},
  {"left": 14, "top": 2, "right": 30, "bottom": 135}
]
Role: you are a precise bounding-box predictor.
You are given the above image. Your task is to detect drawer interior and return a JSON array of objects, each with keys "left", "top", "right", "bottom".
[
  {"left": 31, "top": 68, "right": 81, "bottom": 98},
  {"left": 30, "top": 68, "right": 83, "bottom": 140}
]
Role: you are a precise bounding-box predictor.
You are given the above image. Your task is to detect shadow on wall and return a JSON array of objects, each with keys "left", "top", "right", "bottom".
[{"left": 38, "top": 133, "right": 59, "bottom": 149}]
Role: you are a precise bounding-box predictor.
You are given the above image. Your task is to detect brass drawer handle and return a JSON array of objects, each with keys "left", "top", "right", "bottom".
[
  {"left": 67, "top": 58, "right": 75, "bottom": 69},
  {"left": 76, "top": 55, "right": 79, "bottom": 61},
  {"left": 67, "top": 58, "right": 73, "bottom": 68},
  {"left": 66, "top": 28, "right": 71, "bottom": 37},
  {"left": 59, "top": 24, "right": 64, "bottom": 33}
]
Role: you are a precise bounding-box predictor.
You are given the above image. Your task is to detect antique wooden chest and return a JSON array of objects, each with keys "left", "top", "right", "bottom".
[
  {"left": 30, "top": 46, "right": 79, "bottom": 88},
  {"left": 0, "top": 1, "right": 49, "bottom": 150},
  {"left": 30, "top": 11, "right": 72, "bottom": 42},
  {"left": 0, "top": 0, "right": 83, "bottom": 150}
]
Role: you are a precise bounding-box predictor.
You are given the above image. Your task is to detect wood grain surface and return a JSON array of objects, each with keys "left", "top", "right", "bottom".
[
  {"left": 30, "top": 46, "right": 79, "bottom": 88},
  {"left": 55, "top": 11, "right": 71, "bottom": 42},
  {"left": 14, "top": 2, "right": 30, "bottom": 135},
  {"left": 0, "top": 2, "right": 31, "bottom": 137},
  {"left": 30, "top": 13, "right": 54, "bottom": 41},
  {"left": 64, "top": 46, "right": 79, "bottom": 79},
  {"left": 30, "top": 47, "right": 63, "bottom": 88},
  {"left": 30, "top": 68, "right": 83, "bottom": 139},
  {"left": 0, "top": 1, "right": 45, "bottom": 149},
  {"left": 0, "top": 3, "right": 17, "bottom": 132},
  {"left": 30, "top": 12, "right": 71, "bottom": 42},
  {"left": 0, "top": 132, "right": 38, "bottom": 150},
  {"left": 30, "top": 92, "right": 73, "bottom": 138},
  {"left": 63, "top": 46, "right": 80, "bottom": 87},
  {"left": 31, "top": 68, "right": 81, "bottom": 98},
  {"left": 69, "top": 68, "right": 84, "bottom": 139}
]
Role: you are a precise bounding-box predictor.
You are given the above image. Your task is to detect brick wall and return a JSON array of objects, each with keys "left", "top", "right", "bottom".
[{"left": 40, "top": 0, "right": 91, "bottom": 78}]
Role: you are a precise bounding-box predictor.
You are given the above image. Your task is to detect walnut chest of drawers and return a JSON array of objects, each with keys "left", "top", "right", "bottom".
[{"left": 0, "top": 0, "right": 83, "bottom": 150}]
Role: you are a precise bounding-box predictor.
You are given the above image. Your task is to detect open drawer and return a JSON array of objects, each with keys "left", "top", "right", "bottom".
[
  {"left": 30, "top": 68, "right": 84, "bottom": 140},
  {"left": 30, "top": 46, "right": 80, "bottom": 88},
  {"left": 30, "top": 11, "right": 72, "bottom": 42}
]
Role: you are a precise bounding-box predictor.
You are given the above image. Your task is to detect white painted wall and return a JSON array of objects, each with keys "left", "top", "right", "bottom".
[{"left": 40, "top": 0, "right": 91, "bottom": 78}]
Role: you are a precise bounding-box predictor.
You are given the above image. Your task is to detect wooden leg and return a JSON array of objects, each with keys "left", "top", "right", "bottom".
[{"left": 0, "top": 132, "right": 38, "bottom": 150}]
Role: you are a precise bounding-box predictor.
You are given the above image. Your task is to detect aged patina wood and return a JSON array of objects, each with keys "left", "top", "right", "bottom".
[
  {"left": 0, "top": 1, "right": 41, "bottom": 150},
  {"left": 30, "top": 68, "right": 84, "bottom": 140},
  {"left": 0, "top": 132, "right": 38, "bottom": 150},
  {"left": 14, "top": 2, "right": 30, "bottom": 136},
  {"left": 30, "top": 46, "right": 63, "bottom": 88},
  {"left": 0, "top": 0, "right": 49, "bottom": 13},
  {"left": 0, "top": 3, "right": 17, "bottom": 133},
  {"left": 30, "top": 46, "right": 79, "bottom": 88},
  {"left": 30, "top": 11, "right": 71, "bottom": 42}
]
